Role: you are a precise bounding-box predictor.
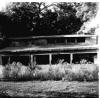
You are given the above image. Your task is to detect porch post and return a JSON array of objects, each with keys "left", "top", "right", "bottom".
[
  {"left": 8, "top": 56, "right": 10, "bottom": 64},
  {"left": 49, "top": 54, "right": 52, "bottom": 65},
  {"left": 70, "top": 53, "right": 73, "bottom": 64},
  {"left": 96, "top": 35, "right": 98, "bottom": 44},
  {"left": 34, "top": 56, "right": 36, "bottom": 65},
  {"left": 0, "top": 55, "right": 2, "bottom": 65},
  {"left": 75, "top": 38, "right": 77, "bottom": 44},
  {"left": 30, "top": 54, "right": 34, "bottom": 68}
]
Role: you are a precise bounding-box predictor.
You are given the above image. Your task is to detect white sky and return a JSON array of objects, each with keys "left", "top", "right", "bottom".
[{"left": 0, "top": 1, "right": 9, "bottom": 11}]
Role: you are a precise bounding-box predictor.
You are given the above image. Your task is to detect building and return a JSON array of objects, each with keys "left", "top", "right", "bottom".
[{"left": 0, "top": 34, "right": 98, "bottom": 66}]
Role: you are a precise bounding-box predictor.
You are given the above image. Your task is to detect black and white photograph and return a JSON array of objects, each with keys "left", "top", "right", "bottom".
[{"left": 0, "top": 1, "right": 99, "bottom": 98}]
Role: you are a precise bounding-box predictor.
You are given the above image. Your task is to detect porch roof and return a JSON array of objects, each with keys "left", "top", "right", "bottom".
[
  {"left": 8, "top": 34, "right": 98, "bottom": 40},
  {"left": 0, "top": 45, "right": 98, "bottom": 53}
]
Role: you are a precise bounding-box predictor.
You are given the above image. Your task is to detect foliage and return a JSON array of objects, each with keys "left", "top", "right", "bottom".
[
  {"left": 0, "top": 60, "right": 98, "bottom": 81},
  {"left": 4, "top": 62, "right": 32, "bottom": 80},
  {"left": 32, "top": 64, "right": 65, "bottom": 80},
  {"left": 0, "top": 2, "right": 98, "bottom": 38},
  {"left": 64, "top": 64, "right": 99, "bottom": 81},
  {"left": 29, "top": 62, "right": 98, "bottom": 81}
]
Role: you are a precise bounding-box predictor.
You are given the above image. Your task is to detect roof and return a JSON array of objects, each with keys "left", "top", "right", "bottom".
[
  {"left": 8, "top": 34, "right": 98, "bottom": 40},
  {"left": 0, "top": 44, "right": 98, "bottom": 53}
]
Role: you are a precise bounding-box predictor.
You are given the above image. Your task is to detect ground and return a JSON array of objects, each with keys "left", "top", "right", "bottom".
[{"left": 0, "top": 81, "right": 98, "bottom": 98}]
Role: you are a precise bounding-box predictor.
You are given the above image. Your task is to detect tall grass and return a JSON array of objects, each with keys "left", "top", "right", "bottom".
[
  {"left": 31, "top": 60, "right": 99, "bottom": 81},
  {"left": 64, "top": 64, "right": 99, "bottom": 81},
  {"left": 33, "top": 65, "right": 65, "bottom": 80},
  {"left": 0, "top": 60, "right": 98, "bottom": 81},
  {"left": 4, "top": 62, "right": 32, "bottom": 81},
  {"left": 32, "top": 60, "right": 98, "bottom": 81}
]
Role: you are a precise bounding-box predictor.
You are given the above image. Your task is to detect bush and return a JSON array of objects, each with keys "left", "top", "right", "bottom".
[
  {"left": 4, "top": 62, "right": 19, "bottom": 80},
  {"left": 31, "top": 63, "right": 66, "bottom": 80},
  {"left": 64, "top": 64, "right": 99, "bottom": 81},
  {"left": 4, "top": 62, "right": 32, "bottom": 81}
]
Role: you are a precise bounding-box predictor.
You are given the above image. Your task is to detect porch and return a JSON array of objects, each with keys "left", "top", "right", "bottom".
[{"left": 0, "top": 52, "right": 97, "bottom": 66}]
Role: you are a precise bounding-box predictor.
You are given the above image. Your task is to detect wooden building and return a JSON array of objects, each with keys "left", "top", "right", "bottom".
[{"left": 0, "top": 34, "right": 98, "bottom": 66}]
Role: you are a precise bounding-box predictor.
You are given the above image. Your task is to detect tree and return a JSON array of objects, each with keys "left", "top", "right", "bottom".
[{"left": 0, "top": 2, "right": 98, "bottom": 38}]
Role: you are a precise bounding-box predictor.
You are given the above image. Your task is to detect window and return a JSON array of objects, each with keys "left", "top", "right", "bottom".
[
  {"left": 67, "top": 38, "right": 76, "bottom": 43},
  {"left": 77, "top": 37, "right": 85, "bottom": 43},
  {"left": 55, "top": 38, "right": 65, "bottom": 44},
  {"left": 47, "top": 38, "right": 65, "bottom": 45},
  {"left": 34, "top": 39, "right": 47, "bottom": 46}
]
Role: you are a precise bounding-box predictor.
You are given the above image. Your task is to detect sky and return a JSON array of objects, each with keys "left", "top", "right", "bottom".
[{"left": 0, "top": 1, "right": 9, "bottom": 11}]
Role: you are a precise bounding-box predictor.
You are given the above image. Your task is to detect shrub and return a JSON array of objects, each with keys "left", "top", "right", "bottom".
[
  {"left": 4, "top": 62, "right": 32, "bottom": 81},
  {"left": 47, "top": 65, "right": 65, "bottom": 80},
  {"left": 31, "top": 63, "right": 66, "bottom": 80},
  {"left": 64, "top": 64, "right": 99, "bottom": 81},
  {"left": 30, "top": 61, "right": 99, "bottom": 81},
  {"left": 4, "top": 62, "right": 19, "bottom": 80},
  {"left": 17, "top": 64, "right": 32, "bottom": 80}
]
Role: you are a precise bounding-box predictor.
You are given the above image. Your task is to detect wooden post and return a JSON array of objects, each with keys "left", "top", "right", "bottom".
[
  {"left": 70, "top": 53, "right": 73, "bottom": 64},
  {"left": 8, "top": 56, "right": 10, "bottom": 64},
  {"left": 30, "top": 55, "right": 34, "bottom": 68},
  {"left": 96, "top": 35, "right": 98, "bottom": 44},
  {"left": 75, "top": 38, "right": 77, "bottom": 44},
  {"left": 0, "top": 55, "right": 2, "bottom": 65},
  {"left": 49, "top": 54, "right": 52, "bottom": 65},
  {"left": 34, "top": 56, "right": 36, "bottom": 65}
]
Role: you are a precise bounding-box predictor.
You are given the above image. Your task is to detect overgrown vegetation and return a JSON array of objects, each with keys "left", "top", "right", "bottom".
[{"left": 0, "top": 59, "right": 98, "bottom": 81}]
